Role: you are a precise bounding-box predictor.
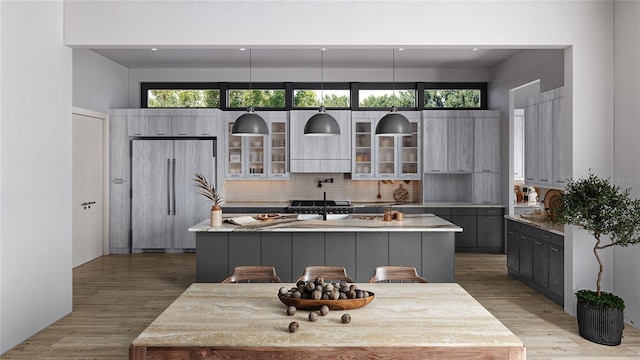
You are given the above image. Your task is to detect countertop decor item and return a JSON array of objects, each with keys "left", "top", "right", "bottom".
[
  {"left": 278, "top": 293, "right": 374, "bottom": 310},
  {"left": 553, "top": 171, "right": 640, "bottom": 345},
  {"left": 393, "top": 183, "right": 409, "bottom": 202},
  {"left": 193, "top": 173, "right": 223, "bottom": 227}
]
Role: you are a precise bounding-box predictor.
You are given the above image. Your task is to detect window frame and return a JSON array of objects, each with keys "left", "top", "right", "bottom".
[
  {"left": 140, "top": 81, "right": 488, "bottom": 110},
  {"left": 141, "top": 82, "right": 221, "bottom": 109},
  {"left": 291, "top": 82, "right": 352, "bottom": 110},
  {"left": 423, "top": 82, "right": 488, "bottom": 110}
]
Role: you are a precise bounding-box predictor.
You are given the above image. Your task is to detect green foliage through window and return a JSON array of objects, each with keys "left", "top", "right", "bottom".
[
  {"left": 293, "top": 90, "right": 350, "bottom": 108},
  {"left": 359, "top": 90, "right": 415, "bottom": 108},
  {"left": 148, "top": 90, "right": 220, "bottom": 108},
  {"left": 424, "top": 89, "right": 480, "bottom": 108},
  {"left": 228, "top": 89, "right": 285, "bottom": 108}
]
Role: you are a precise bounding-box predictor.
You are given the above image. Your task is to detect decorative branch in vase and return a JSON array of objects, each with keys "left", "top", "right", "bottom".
[{"left": 193, "top": 173, "right": 223, "bottom": 226}]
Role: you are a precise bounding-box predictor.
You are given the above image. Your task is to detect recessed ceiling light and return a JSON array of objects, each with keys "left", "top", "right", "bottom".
[
  {"left": 150, "top": 48, "right": 158, "bottom": 51},
  {"left": 239, "top": 48, "right": 246, "bottom": 51},
  {"left": 472, "top": 48, "right": 479, "bottom": 51},
  {"left": 321, "top": 48, "right": 327, "bottom": 51},
  {"left": 398, "top": 48, "right": 404, "bottom": 51}
]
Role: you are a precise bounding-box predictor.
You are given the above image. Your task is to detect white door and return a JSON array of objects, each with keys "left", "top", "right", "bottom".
[{"left": 72, "top": 112, "right": 104, "bottom": 267}]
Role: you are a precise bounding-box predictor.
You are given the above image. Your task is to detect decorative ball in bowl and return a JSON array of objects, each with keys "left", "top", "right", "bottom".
[{"left": 277, "top": 279, "right": 374, "bottom": 310}]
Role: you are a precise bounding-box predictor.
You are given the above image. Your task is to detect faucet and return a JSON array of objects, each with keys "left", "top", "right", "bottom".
[
  {"left": 323, "top": 191, "right": 327, "bottom": 220},
  {"left": 317, "top": 178, "right": 334, "bottom": 188}
]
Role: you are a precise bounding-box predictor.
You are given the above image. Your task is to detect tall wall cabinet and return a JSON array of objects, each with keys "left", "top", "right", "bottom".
[
  {"left": 524, "top": 87, "right": 566, "bottom": 189},
  {"left": 223, "top": 111, "right": 289, "bottom": 179},
  {"left": 422, "top": 110, "right": 501, "bottom": 204},
  {"left": 351, "top": 111, "right": 421, "bottom": 180},
  {"left": 109, "top": 109, "right": 220, "bottom": 254}
]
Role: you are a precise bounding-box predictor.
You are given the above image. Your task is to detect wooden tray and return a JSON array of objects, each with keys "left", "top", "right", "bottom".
[{"left": 278, "top": 293, "right": 375, "bottom": 310}]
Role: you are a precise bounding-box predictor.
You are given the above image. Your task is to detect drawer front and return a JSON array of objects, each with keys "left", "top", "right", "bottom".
[
  {"left": 477, "top": 207, "right": 504, "bottom": 216},
  {"left": 537, "top": 230, "right": 564, "bottom": 248},
  {"left": 423, "top": 207, "right": 452, "bottom": 216},
  {"left": 451, "top": 208, "right": 477, "bottom": 216},
  {"left": 506, "top": 219, "right": 533, "bottom": 236}
]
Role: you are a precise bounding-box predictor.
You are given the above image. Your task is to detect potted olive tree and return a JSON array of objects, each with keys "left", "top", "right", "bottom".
[
  {"left": 193, "top": 173, "right": 223, "bottom": 226},
  {"left": 554, "top": 172, "right": 640, "bottom": 345}
]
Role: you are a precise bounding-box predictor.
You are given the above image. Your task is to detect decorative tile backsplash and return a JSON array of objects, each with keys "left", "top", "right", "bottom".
[{"left": 223, "top": 173, "right": 421, "bottom": 203}]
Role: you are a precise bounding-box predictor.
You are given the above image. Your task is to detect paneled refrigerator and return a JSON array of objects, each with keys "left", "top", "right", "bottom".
[{"left": 131, "top": 139, "right": 216, "bottom": 251}]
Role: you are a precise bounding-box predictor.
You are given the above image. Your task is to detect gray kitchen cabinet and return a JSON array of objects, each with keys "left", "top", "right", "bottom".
[
  {"left": 355, "top": 232, "right": 388, "bottom": 282},
  {"left": 422, "top": 115, "right": 448, "bottom": 173},
  {"left": 506, "top": 228, "right": 520, "bottom": 272},
  {"left": 290, "top": 110, "right": 351, "bottom": 173},
  {"left": 451, "top": 208, "right": 477, "bottom": 250},
  {"left": 506, "top": 219, "right": 564, "bottom": 305},
  {"left": 223, "top": 111, "right": 268, "bottom": 179},
  {"left": 447, "top": 117, "right": 474, "bottom": 173},
  {"left": 325, "top": 232, "right": 356, "bottom": 281},
  {"left": 518, "top": 232, "right": 533, "bottom": 280},
  {"left": 548, "top": 242, "right": 564, "bottom": 301},
  {"left": 196, "top": 233, "right": 228, "bottom": 283},
  {"left": 389, "top": 233, "right": 422, "bottom": 271},
  {"left": 127, "top": 116, "right": 150, "bottom": 136},
  {"left": 472, "top": 173, "right": 501, "bottom": 204},
  {"left": 261, "top": 233, "right": 293, "bottom": 282},
  {"left": 352, "top": 111, "right": 420, "bottom": 180},
  {"left": 171, "top": 116, "right": 195, "bottom": 136},
  {"left": 127, "top": 111, "right": 219, "bottom": 137},
  {"left": 524, "top": 87, "right": 565, "bottom": 189},
  {"left": 128, "top": 115, "right": 172, "bottom": 136},
  {"left": 513, "top": 109, "right": 525, "bottom": 180},
  {"left": 292, "top": 233, "right": 325, "bottom": 279},
  {"left": 477, "top": 208, "right": 504, "bottom": 252},
  {"left": 532, "top": 236, "right": 549, "bottom": 288},
  {"left": 228, "top": 233, "right": 262, "bottom": 272},
  {"left": 131, "top": 139, "right": 215, "bottom": 251},
  {"left": 109, "top": 114, "right": 130, "bottom": 253},
  {"left": 474, "top": 114, "right": 501, "bottom": 173},
  {"left": 267, "top": 115, "right": 290, "bottom": 179}
]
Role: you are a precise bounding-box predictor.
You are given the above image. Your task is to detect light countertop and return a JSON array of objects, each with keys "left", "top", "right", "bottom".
[
  {"left": 221, "top": 201, "right": 505, "bottom": 208},
  {"left": 130, "top": 283, "right": 524, "bottom": 359},
  {"left": 504, "top": 214, "right": 564, "bottom": 236},
  {"left": 189, "top": 213, "right": 462, "bottom": 233}
]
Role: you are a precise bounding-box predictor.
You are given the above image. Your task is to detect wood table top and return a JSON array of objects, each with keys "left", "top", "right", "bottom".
[{"left": 131, "top": 283, "right": 523, "bottom": 350}]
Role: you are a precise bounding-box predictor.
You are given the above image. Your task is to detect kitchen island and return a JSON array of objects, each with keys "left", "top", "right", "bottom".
[
  {"left": 130, "top": 283, "right": 525, "bottom": 360},
  {"left": 190, "top": 213, "right": 461, "bottom": 283}
]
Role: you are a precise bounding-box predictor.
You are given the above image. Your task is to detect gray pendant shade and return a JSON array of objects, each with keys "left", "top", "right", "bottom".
[
  {"left": 375, "top": 106, "right": 412, "bottom": 136},
  {"left": 231, "top": 107, "right": 269, "bottom": 136},
  {"left": 304, "top": 106, "right": 340, "bottom": 136}
]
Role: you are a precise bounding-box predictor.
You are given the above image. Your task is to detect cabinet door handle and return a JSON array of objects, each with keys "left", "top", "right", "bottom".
[
  {"left": 178, "top": 133, "right": 188, "bottom": 136},
  {"left": 550, "top": 247, "right": 561, "bottom": 252},
  {"left": 526, "top": 177, "right": 535, "bottom": 181},
  {"left": 486, "top": 216, "right": 495, "bottom": 219},
  {"left": 167, "top": 159, "right": 171, "bottom": 215},
  {"left": 172, "top": 158, "right": 176, "bottom": 216},
  {"left": 520, "top": 236, "right": 528, "bottom": 240},
  {"left": 457, "top": 169, "right": 466, "bottom": 172},
  {"left": 431, "top": 169, "right": 440, "bottom": 172},
  {"left": 555, "top": 180, "right": 566, "bottom": 183},
  {"left": 508, "top": 231, "right": 514, "bottom": 235},
  {"left": 542, "top": 234, "right": 551, "bottom": 239},
  {"left": 540, "top": 178, "right": 549, "bottom": 182},
  {"left": 534, "top": 241, "right": 543, "bottom": 246},
  {"left": 482, "top": 169, "right": 491, "bottom": 172}
]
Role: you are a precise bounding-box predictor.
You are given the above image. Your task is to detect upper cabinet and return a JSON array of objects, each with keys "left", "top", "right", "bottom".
[
  {"left": 289, "top": 110, "right": 352, "bottom": 173},
  {"left": 126, "top": 109, "right": 219, "bottom": 137},
  {"left": 524, "top": 87, "right": 565, "bottom": 189},
  {"left": 423, "top": 111, "right": 474, "bottom": 174},
  {"left": 352, "top": 111, "right": 421, "bottom": 180},
  {"left": 223, "top": 111, "right": 289, "bottom": 180}
]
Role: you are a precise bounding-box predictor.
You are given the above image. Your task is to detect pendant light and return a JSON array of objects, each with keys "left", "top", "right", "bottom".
[
  {"left": 232, "top": 48, "right": 269, "bottom": 136},
  {"left": 304, "top": 48, "right": 340, "bottom": 136},
  {"left": 375, "top": 48, "right": 412, "bottom": 136}
]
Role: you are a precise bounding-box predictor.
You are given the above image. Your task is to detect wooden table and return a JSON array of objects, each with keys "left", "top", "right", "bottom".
[{"left": 130, "top": 283, "right": 525, "bottom": 360}]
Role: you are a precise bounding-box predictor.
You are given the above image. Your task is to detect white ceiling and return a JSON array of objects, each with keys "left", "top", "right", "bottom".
[{"left": 91, "top": 48, "right": 523, "bottom": 69}]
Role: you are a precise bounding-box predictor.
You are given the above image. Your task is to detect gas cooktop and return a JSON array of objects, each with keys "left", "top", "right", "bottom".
[{"left": 287, "top": 200, "right": 353, "bottom": 214}]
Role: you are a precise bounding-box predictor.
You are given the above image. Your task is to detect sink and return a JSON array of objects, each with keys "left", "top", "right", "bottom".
[{"left": 296, "top": 214, "right": 351, "bottom": 221}]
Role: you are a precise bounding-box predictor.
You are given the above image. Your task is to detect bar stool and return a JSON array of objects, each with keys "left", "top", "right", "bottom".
[
  {"left": 222, "top": 266, "right": 282, "bottom": 283},
  {"left": 369, "top": 266, "right": 428, "bottom": 283},
  {"left": 295, "top": 265, "right": 354, "bottom": 283}
]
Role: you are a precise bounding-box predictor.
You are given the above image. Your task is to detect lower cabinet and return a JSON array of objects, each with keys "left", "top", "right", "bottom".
[
  {"left": 451, "top": 207, "right": 504, "bottom": 253},
  {"left": 507, "top": 219, "right": 564, "bottom": 305}
]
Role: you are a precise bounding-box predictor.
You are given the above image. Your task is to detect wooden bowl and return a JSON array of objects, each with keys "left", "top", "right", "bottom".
[{"left": 278, "top": 293, "right": 375, "bottom": 310}]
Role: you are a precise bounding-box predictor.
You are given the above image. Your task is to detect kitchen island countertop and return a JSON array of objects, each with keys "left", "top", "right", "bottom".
[{"left": 189, "top": 213, "right": 462, "bottom": 233}]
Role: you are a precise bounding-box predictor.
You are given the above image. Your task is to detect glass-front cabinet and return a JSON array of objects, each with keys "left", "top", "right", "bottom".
[
  {"left": 351, "top": 111, "right": 421, "bottom": 180},
  {"left": 224, "top": 111, "right": 288, "bottom": 180}
]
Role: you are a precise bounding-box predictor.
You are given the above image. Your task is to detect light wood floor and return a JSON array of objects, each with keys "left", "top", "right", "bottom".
[{"left": 3, "top": 253, "right": 640, "bottom": 359}]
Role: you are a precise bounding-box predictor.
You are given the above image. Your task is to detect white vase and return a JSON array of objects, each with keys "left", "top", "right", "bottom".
[{"left": 211, "top": 207, "right": 222, "bottom": 227}]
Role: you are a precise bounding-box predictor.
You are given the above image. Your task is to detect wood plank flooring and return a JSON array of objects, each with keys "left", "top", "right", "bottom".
[{"left": 2, "top": 253, "right": 640, "bottom": 359}]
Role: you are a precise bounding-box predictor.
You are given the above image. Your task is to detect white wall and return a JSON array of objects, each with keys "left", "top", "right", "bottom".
[
  {"left": 613, "top": 0, "right": 640, "bottom": 329},
  {"left": 73, "top": 49, "right": 129, "bottom": 113},
  {"left": 0, "top": 1, "right": 72, "bottom": 353},
  {"left": 127, "top": 67, "right": 489, "bottom": 107}
]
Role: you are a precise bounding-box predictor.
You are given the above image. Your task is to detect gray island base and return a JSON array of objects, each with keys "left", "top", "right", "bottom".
[{"left": 190, "top": 214, "right": 462, "bottom": 283}]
